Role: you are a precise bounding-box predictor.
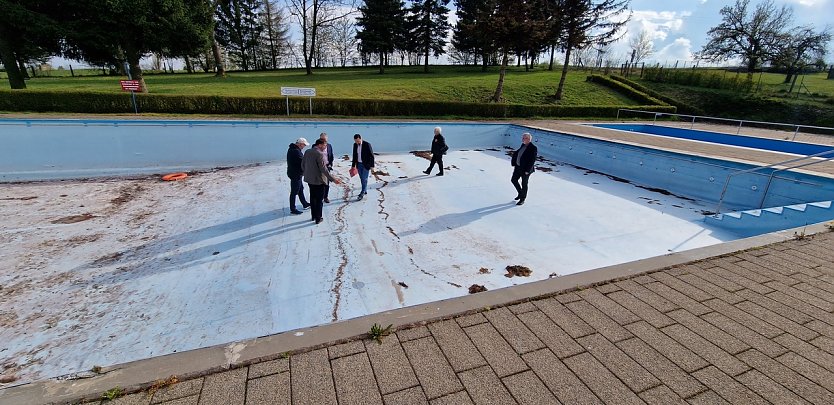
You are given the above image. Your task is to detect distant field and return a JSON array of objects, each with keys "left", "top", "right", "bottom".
[{"left": 2, "top": 65, "right": 640, "bottom": 106}]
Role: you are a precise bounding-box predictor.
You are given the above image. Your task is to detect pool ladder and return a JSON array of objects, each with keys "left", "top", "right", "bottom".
[{"left": 715, "top": 149, "right": 834, "bottom": 214}]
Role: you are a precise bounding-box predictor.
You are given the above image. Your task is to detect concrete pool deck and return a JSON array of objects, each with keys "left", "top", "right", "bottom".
[{"left": 2, "top": 118, "right": 834, "bottom": 404}]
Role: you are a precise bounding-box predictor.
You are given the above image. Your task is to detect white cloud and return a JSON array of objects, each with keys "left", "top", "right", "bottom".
[
  {"left": 785, "top": 0, "right": 829, "bottom": 6},
  {"left": 652, "top": 37, "right": 695, "bottom": 63}
]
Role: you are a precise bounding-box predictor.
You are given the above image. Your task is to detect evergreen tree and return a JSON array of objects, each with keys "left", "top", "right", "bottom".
[
  {"left": 356, "top": 0, "right": 405, "bottom": 73},
  {"left": 555, "top": 0, "right": 629, "bottom": 100},
  {"left": 0, "top": 1, "right": 63, "bottom": 89},
  {"left": 215, "top": 0, "right": 264, "bottom": 71},
  {"left": 260, "top": 0, "right": 290, "bottom": 69},
  {"left": 451, "top": 0, "right": 495, "bottom": 69},
  {"left": 408, "top": 0, "right": 452, "bottom": 73}
]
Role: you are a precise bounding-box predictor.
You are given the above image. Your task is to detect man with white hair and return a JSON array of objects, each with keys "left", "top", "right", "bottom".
[
  {"left": 511, "top": 132, "right": 537, "bottom": 206},
  {"left": 287, "top": 137, "right": 310, "bottom": 215},
  {"left": 423, "top": 126, "right": 448, "bottom": 176}
]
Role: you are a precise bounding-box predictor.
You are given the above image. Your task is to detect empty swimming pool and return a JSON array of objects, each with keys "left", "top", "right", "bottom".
[
  {"left": 592, "top": 123, "right": 834, "bottom": 156},
  {"left": 2, "top": 118, "right": 834, "bottom": 384}
]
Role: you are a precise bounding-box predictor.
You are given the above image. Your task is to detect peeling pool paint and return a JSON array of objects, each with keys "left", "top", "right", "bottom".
[{"left": 0, "top": 150, "right": 736, "bottom": 385}]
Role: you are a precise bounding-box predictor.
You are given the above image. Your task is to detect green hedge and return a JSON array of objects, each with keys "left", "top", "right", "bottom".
[
  {"left": 606, "top": 75, "right": 704, "bottom": 116},
  {"left": 643, "top": 67, "right": 754, "bottom": 93},
  {"left": 585, "top": 74, "right": 668, "bottom": 107},
  {"left": 0, "top": 90, "right": 675, "bottom": 118}
]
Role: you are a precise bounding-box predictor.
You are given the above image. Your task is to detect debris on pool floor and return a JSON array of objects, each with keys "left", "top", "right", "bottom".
[{"left": 0, "top": 149, "right": 736, "bottom": 385}]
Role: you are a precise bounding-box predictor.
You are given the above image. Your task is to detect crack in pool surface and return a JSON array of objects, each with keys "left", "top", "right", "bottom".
[{"left": 329, "top": 181, "right": 351, "bottom": 322}]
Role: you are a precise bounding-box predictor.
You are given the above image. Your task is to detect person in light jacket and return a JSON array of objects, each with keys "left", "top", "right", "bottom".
[
  {"left": 320, "top": 132, "right": 335, "bottom": 203},
  {"left": 511, "top": 132, "right": 537, "bottom": 206},
  {"left": 423, "top": 126, "right": 448, "bottom": 176},
  {"left": 303, "top": 139, "right": 341, "bottom": 224}
]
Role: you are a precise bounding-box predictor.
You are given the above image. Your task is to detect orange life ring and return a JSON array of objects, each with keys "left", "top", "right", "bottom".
[{"left": 161, "top": 172, "right": 188, "bottom": 181}]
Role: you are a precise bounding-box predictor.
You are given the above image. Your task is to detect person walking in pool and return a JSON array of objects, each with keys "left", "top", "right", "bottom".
[
  {"left": 423, "top": 126, "right": 448, "bottom": 176},
  {"left": 287, "top": 137, "right": 310, "bottom": 215},
  {"left": 511, "top": 132, "right": 537, "bottom": 206},
  {"left": 351, "top": 134, "right": 374, "bottom": 201},
  {"left": 303, "top": 139, "right": 341, "bottom": 224},
  {"left": 319, "top": 132, "right": 335, "bottom": 203}
]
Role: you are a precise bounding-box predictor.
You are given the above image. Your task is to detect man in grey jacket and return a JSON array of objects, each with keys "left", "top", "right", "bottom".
[{"left": 303, "top": 139, "right": 341, "bottom": 224}]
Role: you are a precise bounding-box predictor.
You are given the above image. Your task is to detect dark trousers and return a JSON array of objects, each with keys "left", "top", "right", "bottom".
[
  {"left": 289, "top": 176, "right": 308, "bottom": 211},
  {"left": 511, "top": 167, "right": 531, "bottom": 200},
  {"left": 427, "top": 154, "right": 444, "bottom": 174},
  {"left": 308, "top": 183, "right": 326, "bottom": 220}
]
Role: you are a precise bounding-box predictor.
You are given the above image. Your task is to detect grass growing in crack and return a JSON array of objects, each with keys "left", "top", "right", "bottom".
[
  {"left": 101, "top": 387, "right": 122, "bottom": 401},
  {"left": 369, "top": 323, "right": 393, "bottom": 344},
  {"left": 90, "top": 365, "right": 102, "bottom": 374}
]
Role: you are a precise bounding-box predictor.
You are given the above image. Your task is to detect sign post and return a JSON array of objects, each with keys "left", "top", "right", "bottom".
[
  {"left": 280, "top": 87, "right": 316, "bottom": 116},
  {"left": 121, "top": 61, "right": 140, "bottom": 114}
]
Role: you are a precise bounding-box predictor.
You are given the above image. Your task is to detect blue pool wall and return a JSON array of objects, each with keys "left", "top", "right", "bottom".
[
  {"left": 592, "top": 123, "right": 834, "bottom": 156},
  {"left": 514, "top": 125, "right": 834, "bottom": 211},
  {"left": 3, "top": 119, "right": 833, "bottom": 214},
  {"left": 0, "top": 119, "right": 507, "bottom": 182}
]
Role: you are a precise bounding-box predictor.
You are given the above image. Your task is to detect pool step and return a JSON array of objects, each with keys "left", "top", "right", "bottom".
[{"left": 705, "top": 200, "right": 834, "bottom": 237}]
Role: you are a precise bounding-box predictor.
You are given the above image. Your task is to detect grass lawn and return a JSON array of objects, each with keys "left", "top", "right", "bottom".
[{"left": 8, "top": 65, "right": 640, "bottom": 106}]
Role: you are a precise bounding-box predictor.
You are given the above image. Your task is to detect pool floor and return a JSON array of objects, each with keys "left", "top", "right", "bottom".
[{"left": 0, "top": 149, "right": 737, "bottom": 384}]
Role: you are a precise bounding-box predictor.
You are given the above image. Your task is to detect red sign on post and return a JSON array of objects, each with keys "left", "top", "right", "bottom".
[{"left": 120, "top": 80, "right": 141, "bottom": 91}]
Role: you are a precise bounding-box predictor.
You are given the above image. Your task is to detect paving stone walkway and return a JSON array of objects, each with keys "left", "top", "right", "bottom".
[{"left": 102, "top": 230, "right": 834, "bottom": 405}]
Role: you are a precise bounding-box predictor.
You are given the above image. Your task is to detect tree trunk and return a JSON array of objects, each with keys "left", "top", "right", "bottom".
[
  {"left": 379, "top": 52, "right": 384, "bottom": 74},
  {"left": 184, "top": 56, "right": 193, "bottom": 73},
  {"left": 555, "top": 46, "right": 572, "bottom": 100},
  {"left": 17, "top": 58, "right": 29, "bottom": 79},
  {"left": 424, "top": 50, "right": 429, "bottom": 73},
  {"left": 481, "top": 52, "right": 488, "bottom": 72},
  {"left": 0, "top": 34, "right": 26, "bottom": 89},
  {"left": 124, "top": 44, "right": 148, "bottom": 93},
  {"left": 212, "top": 34, "right": 226, "bottom": 77},
  {"left": 491, "top": 48, "right": 509, "bottom": 103},
  {"left": 548, "top": 45, "right": 555, "bottom": 71}
]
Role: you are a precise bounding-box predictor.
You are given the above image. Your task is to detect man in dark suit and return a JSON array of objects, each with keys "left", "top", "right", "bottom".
[
  {"left": 511, "top": 132, "right": 537, "bottom": 206},
  {"left": 286, "top": 137, "right": 310, "bottom": 215},
  {"left": 351, "top": 134, "right": 375, "bottom": 201},
  {"left": 319, "top": 132, "right": 335, "bottom": 203}
]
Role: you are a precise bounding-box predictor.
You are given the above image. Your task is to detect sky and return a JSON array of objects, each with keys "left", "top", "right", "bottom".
[{"left": 608, "top": 0, "right": 833, "bottom": 66}]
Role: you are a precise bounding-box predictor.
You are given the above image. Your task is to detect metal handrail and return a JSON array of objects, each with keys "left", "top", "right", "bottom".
[
  {"left": 715, "top": 149, "right": 834, "bottom": 214},
  {"left": 616, "top": 109, "right": 834, "bottom": 140}
]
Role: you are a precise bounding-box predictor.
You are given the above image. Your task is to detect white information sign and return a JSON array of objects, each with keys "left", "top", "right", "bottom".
[{"left": 280, "top": 87, "right": 316, "bottom": 97}]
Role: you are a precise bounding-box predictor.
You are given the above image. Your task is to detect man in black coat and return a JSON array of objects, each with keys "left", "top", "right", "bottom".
[
  {"left": 423, "top": 126, "right": 448, "bottom": 176},
  {"left": 511, "top": 132, "right": 537, "bottom": 206},
  {"left": 287, "top": 137, "right": 310, "bottom": 214},
  {"left": 351, "top": 134, "right": 374, "bottom": 201},
  {"left": 319, "top": 132, "right": 335, "bottom": 203}
]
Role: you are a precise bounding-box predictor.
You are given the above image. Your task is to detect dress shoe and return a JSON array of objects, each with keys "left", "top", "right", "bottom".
[
  {"left": 516, "top": 199, "right": 525, "bottom": 206},
  {"left": 290, "top": 210, "right": 303, "bottom": 215},
  {"left": 315, "top": 218, "right": 323, "bottom": 224},
  {"left": 302, "top": 203, "right": 311, "bottom": 209},
  {"left": 423, "top": 170, "right": 430, "bottom": 175},
  {"left": 436, "top": 173, "right": 444, "bottom": 176},
  {"left": 324, "top": 198, "right": 330, "bottom": 203},
  {"left": 357, "top": 194, "right": 363, "bottom": 201},
  {"left": 513, "top": 196, "right": 521, "bottom": 200}
]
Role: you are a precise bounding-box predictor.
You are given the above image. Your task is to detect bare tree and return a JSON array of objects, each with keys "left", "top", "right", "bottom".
[
  {"left": 285, "top": 0, "right": 357, "bottom": 75},
  {"left": 776, "top": 25, "right": 832, "bottom": 85},
  {"left": 328, "top": 17, "right": 357, "bottom": 67},
  {"left": 628, "top": 29, "right": 653, "bottom": 65},
  {"left": 700, "top": 0, "right": 793, "bottom": 79}
]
